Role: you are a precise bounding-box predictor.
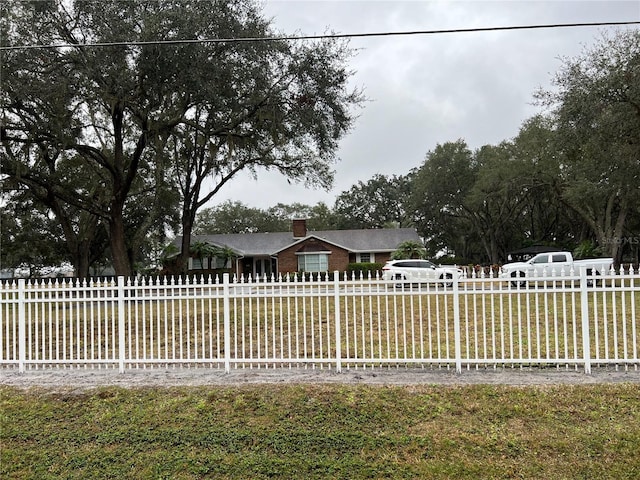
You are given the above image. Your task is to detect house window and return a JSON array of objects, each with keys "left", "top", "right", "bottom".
[
  {"left": 191, "top": 258, "right": 205, "bottom": 269},
  {"left": 357, "top": 253, "right": 373, "bottom": 263},
  {"left": 191, "top": 257, "right": 227, "bottom": 269},
  {"left": 298, "top": 253, "right": 329, "bottom": 272},
  {"left": 211, "top": 256, "right": 227, "bottom": 269}
]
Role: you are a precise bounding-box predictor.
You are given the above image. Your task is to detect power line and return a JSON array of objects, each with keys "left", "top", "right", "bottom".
[{"left": 1, "top": 21, "right": 638, "bottom": 51}]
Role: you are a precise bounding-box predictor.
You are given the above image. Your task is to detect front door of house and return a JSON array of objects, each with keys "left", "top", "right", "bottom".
[{"left": 254, "top": 257, "right": 273, "bottom": 278}]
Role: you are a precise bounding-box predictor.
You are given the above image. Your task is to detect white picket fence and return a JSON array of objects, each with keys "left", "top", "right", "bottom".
[{"left": 1, "top": 268, "right": 638, "bottom": 374}]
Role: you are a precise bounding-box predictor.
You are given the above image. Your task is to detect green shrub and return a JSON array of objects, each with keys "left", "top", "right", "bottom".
[
  {"left": 346, "top": 263, "right": 383, "bottom": 277},
  {"left": 390, "top": 241, "right": 426, "bottom": 260},
  {"left": 573, "top": 240, "right": 602, "bottom": 259}
]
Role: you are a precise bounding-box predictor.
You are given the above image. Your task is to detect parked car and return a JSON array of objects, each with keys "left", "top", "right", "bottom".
[
  {"left": 382, "top": 260, "right": 463, "bottom": 286},
  {"left": 500, "top": 251, "right": 613, "bottom": 286}
]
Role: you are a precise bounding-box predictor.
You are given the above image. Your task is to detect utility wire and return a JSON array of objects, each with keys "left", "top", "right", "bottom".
[{"left": 1, "top": 21, "right": 639, "bottom": 51}]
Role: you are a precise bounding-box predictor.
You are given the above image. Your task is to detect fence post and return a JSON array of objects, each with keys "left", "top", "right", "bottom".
[
  {"left": 333, "top": 272, "right": 342, "bottom": 373},
  {"left": 580, "top": 268, "right": 592, "bottom": 374},
  {"left": 453, "top": 274, "right": 462, "bottom": 374},
  {"left": 223, "top": 273, "right": 231, "bottom": 373},
  {"left": 117, "top": 276, "right": 126, "bottom": 373},
  {"left": 18, "top": 279, "right": 26, "bottom": 373}
]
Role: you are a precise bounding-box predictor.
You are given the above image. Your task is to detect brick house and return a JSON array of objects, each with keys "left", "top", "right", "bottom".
[{"left": 182, "top": 219, "right": 421, "bottom": 277}]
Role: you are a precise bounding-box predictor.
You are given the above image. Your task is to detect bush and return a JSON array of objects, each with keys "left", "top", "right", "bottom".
[
  {"left": 390, "top": 241, "right": 426, "bottom": 260},
  {"left": 573, "top": 240, "right": 602, "bottom": 259},
  {"left": 346, "top": 263, "right": 383, "bottom": 277}
]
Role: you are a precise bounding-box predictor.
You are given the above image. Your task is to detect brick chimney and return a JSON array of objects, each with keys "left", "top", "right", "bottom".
[{"left": 292, "top": 219, "right": 307, "bottom": 238}]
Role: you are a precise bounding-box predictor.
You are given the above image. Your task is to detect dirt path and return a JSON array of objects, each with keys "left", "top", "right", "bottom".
[{"left": 2, "top": 367, "right": 639, "bottom": 391}]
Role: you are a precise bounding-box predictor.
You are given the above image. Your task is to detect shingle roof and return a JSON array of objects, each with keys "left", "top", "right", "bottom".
[
  {"left": 308, "top": 228, "right": 421, "bottom": 253},
  {"left": 183, "top": 228, "right": 420, "bottom": 256},
  {"left": 189, "top": 232, "right": 293, "bottom": 256}
]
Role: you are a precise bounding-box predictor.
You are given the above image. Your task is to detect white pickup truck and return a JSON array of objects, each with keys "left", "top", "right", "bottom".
[{"left": 500, "top": 251, "right": 613, "bottom": 286}]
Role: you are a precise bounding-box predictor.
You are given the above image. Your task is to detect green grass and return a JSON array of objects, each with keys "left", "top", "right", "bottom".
[{"left": 2, "top": 383, "right": 639, "bottom": 479}]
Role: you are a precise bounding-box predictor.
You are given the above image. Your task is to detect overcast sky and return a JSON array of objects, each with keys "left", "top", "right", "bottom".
[{"left": 210, "top": 0, "right": 639, "bottom": 210}]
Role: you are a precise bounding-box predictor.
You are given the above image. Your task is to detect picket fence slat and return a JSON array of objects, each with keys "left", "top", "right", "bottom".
[{"left": 1, "top": 268, "right": 638, "bottom": 374}]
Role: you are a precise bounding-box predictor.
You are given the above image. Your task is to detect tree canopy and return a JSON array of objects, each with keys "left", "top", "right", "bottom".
[
  {"left": 1, "top": 0, "right": 362, "bottom": 276},
  {"left": 193, "top": 200, "right": 340, "bottom": 234},
  {"left": 536, "top": 29, "right": 640, "bottom": 264},
  {"left": 333, "top": 174, "right": 414, "bottom": 229},
  {"left": 194, "top": 200, "right": 287, "bottom": 234},
  {"left": 407, "top": 30, "right": 639, "bottom": 265}
]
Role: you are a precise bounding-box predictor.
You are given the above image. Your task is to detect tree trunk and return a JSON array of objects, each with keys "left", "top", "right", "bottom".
[
  {"left": 607, "top": 200, "right": 628, "bottom": 268},
  {"left": 71, "top": 241, "right": 92, "bottom": 279},
  {"left": 48, "top": 194, "right": 99, "bottom": 278},
  {"left": 109, "top": 200, "right": 132, "bottom": 277},
  {"left": 163, "top": 204, "right": 196, "bottom": 277},
  {"left": 588, "top": 195, "right": 628, "bottom": 269},
  {"left": 76, "top": 251, "right": 90, "bottom": 278},
  {"left": 177, "top": 206, "right": 197, "bottom": 275}
]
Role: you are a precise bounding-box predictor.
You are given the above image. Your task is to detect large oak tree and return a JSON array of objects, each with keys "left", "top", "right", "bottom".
[
  {"left": 537, "top": 29, "right": 640, "bottom": 264},
  {"left": 1, "top": 0, "right": 362, "bottom": 276}
]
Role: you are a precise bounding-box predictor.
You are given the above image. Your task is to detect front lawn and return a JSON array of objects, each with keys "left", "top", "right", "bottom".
[{"left": 2, "top": 383, "right": 639, "bottom": 479}]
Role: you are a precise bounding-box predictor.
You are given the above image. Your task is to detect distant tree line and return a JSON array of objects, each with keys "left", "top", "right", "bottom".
[
  {"left": 411, "top": 30, "right": 640, "bottom": 266},
  {"left": 1, "top": 1, "right": 637, "bottom": 278}
]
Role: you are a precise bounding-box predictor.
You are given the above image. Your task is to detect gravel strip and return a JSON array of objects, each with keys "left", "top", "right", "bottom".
[{"left": 2, "top": 367, "right": 639, "bottom": 391}]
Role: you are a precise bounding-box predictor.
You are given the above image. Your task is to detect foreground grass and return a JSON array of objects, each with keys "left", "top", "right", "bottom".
[{"left": 2, "top": 383, "right": 639, "bottom": 479}]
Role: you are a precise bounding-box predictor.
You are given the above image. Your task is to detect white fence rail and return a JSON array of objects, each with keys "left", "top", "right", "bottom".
[{"left": 1, "top": 268, "right": 638, "bottom": 374}]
